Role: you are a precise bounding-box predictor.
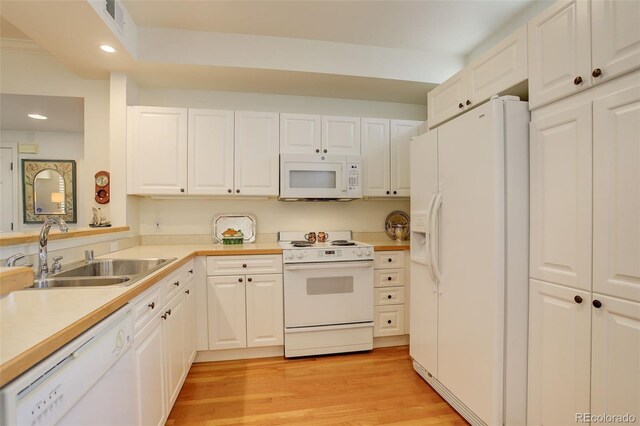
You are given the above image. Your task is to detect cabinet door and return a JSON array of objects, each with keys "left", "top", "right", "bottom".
[
  {"left": 591, "top": 0, "right": 640, "bottom": 85},
  {"left": 187, "top": 109, "right": 234, "bottom": 195},
  {"left": 207, "top": 275, "right": 247, "bottom": 349},
  {"left": 390, "top": 120, "right": 420, "bottom": 197},
  {"left": 246, "top": 274, "right": 283, "bottom": 347},
  {"left": 184, "top": 280, "right": 197, "bottom": 364},
  {"left": 530, "top": 102, "right": 592, "bottom": 291},
  {"left": 163, "top": 292, "right": 186, "bottom": 409},
  {"left": 427, "top": 68, "right": 467, "bottom": 128},
  {"left": 361, "top": 118, "right": 390, "bottom": 197},
  {"left": 127, "top": 106, "right": 187, "bottom": 194},
  {"left": 234, "top": 111, "right": 279, "bottom": 196},
  {"left": 467, "top": 25, "right": 528, "bottom": 105},
  {"left": 527, "top": 279, "right": 591, "bottom": 426},
  {"left": 321, "top": 116, "right": 361, "bottom": 155},
  {"left": 133, "top": 315, "right": 166, "bottom": 426},
  {"left": 591, "top": 294, "right": 640, "bottom": 424},
  {"left": 280, "top": 113, "right": 321, "bottom": 154},
  {"left": 593, "top": 80, "right": 640, "bottom": 302},
  {"left": 528, "top": 0, "right": 591, "bottom": 109}
]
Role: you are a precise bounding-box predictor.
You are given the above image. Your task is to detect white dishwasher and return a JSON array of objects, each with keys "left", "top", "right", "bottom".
[{"left": 0, "top": 305, "right": 135, "bottom": 426}]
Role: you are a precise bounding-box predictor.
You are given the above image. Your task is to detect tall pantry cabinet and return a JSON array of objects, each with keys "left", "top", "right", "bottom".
[{"left": 528, "top": 71, "right": 640, "bottom": 425}]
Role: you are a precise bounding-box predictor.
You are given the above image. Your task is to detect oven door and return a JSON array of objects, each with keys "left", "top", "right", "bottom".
[
  {"left": 280, "top": 154, "right": 347, "bottom": 199},
  {"left": 284, "top": 260, "right": 374, "bottom": 328}
]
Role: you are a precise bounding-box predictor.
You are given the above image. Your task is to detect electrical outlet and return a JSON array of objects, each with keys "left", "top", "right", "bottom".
[{"left": 155, "top": 221, "right": 160, "bottom": 232}]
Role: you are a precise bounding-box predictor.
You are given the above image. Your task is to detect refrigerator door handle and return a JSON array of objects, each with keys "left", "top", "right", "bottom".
[
  {"left": 425, "top": 192, "right": 437, "bottom": 282},
  {"left": 429, "top": 192, "right": 443, "bottom": 285}
]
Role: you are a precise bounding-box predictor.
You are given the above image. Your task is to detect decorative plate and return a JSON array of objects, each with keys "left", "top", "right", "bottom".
[
  {"left": 385, "top": 210, "right": 410, "bottom": 240},
  {"left": 212, "top": 214, "right": 256, "bottom": 243}
]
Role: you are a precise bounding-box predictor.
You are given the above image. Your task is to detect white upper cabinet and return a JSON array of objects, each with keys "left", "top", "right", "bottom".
[
  {"left": 280, "top": 113, "right": 321, "bottom": 154},
  {"left": 128, "top": 106, "right": 188, "bottom": 195},
  {"left": 529, "top": 0, "right": 640, "bottom": 109},
  {"left": 528, "top": 0, "right": 592, "bottom": 109},
  {"left": 428, "top": 69, "right": 468, "bottom": 128},
  {"left": 362, "top": 118, "right": 420, "bottom": 197},
  {"left": 467, "top": 25, "right": 528, "bottom": 106},
  {"left": 593, "top": 81, "right": 640, "bottom": 302},
  {"left": 530, "top": 101, "right": 592, "bottom": 291},
  {"left": 390, "top": 120, "right": 420, "bottom": 197},
  {"left": 321, "top": 115, "right": 361, "bottom": 155},
  {"left": 187, "top": 109, "right": 234, "bottom": 195},
  {"left": 591, "top": 0, "right": 640, "bottom": 86},
  {"left": 234, "top": 111, "right": 280, "bottom": 196},
  {"left": 361, "top": 118, "right": 390, "bottom": 197}
]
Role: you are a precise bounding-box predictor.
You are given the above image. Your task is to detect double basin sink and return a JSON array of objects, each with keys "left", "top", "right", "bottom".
[{"left": 33, "top": 258, "right": 176, "bottom": 289}]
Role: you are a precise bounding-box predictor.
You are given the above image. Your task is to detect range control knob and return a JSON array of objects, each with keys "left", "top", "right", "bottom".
[
  {"left": 296, "top": 251, "right": 303, "bottom": 259},
  {"left": 356, "top": 249, "right": 363, "bottom": 256},
  {"left": 364, "top": 248, "right": 372, "bottom": 256}
]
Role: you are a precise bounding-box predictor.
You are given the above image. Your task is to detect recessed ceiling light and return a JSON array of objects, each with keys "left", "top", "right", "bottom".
[
  {"left": 100, "top": 44, "right": 117, "bottom": 53},
  {"left": 28, "top": 114, "right": 47, "bottom": 120}
]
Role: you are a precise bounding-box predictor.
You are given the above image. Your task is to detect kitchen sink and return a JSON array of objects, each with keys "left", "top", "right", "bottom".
[
  {"left": 29, "top": 257, "right": 177, "bottom": 289},
  {"left": 54, "top": 258, "right": 175, "bottom": 278},
  {"left": 32, "top": 277, "right": 131, "bottom": 288}
]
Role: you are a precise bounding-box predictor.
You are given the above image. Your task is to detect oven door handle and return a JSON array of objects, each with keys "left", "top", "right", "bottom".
[{"left": 284, "top": 261, "right": 373, "bottom": 271}]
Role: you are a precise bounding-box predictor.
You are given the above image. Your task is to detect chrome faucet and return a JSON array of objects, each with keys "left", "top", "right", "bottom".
[{"left": 37, "top": 217, "right": 69, "bottom": 278}]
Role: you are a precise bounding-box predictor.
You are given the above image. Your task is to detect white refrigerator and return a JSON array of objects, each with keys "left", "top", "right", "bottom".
[{"left": 410, "top": 96, "right": 530, "bottom": 426}]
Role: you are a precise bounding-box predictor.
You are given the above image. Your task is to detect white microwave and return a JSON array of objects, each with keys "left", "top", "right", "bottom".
[{"left": 279, "top": 154, "right": 362, "bottom": 201}]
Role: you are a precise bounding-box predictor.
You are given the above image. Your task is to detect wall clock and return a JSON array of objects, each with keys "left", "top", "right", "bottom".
[{"left": 95, "top": 171, "right": 110, "bottom": 204}]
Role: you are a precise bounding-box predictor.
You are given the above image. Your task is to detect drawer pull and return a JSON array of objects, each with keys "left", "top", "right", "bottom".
[
  {"left": 173, "top": 281, "right": 180, "bottom": 287},
  {"left": 242, "top": 263, "right": 247, "bottom": 268},
  {"left": 387, "top": 320, "right": 392, "bottom": 324},
  {"left": 387, "top": 295, "right": 392, "bottom": 299},
  {"left": 166, "top": 309, "right": 172, "bottom": 316},
  {"left": 188, "top": 269, "right": 193, "bottom": 274},
  {"left": 387, "top": 276, "right": 392, "bottom": 281},
  {"left": 185, "top": 289, "right": 190, "bottom": 295},
  {"left": 388, "top": 258, "right": 392, "bottom": 263},
  {"left": 148, "top": 302, "right": 155, "bottom": 310},
  {"left": 161, "top": 313, "right": 167, "bottom": 320}
]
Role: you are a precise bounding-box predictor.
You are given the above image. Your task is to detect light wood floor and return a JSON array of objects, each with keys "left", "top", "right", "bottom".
[{"left": 167, "top": 346, "right": 468, "bottom": 425}]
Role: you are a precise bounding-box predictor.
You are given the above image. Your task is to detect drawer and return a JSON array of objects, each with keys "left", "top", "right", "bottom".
[
  {"left": 165, "top": 260, "right": 195, "bottom": 301},
  {"left": 374, "top": 305, "right": 405, "bottom": 337},
  {"left": 375, "top": 286, "right": 405, "bottom": 305},
  {"left": 374, "top": 251, "right": 405, "bottom": 269},
  {"left": 207, "top": 255, "right": 282, "bottom": 276},
  {"left": 131, "top": 284, "right": 163, "bottom": 333},
  {"left": 374, "top": 269, "right": 404, "bottom": 287}
]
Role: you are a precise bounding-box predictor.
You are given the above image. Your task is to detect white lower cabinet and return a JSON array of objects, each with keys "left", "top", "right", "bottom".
[
  {"left": 373, "top": 251, "right": 407, "bottom": 337},
  {"left": 246, "top": 274, "right": 284, "bottom": 347},
  {"left": 133, "top": 313, "right": 166, "bottom": 426},
  {"left": 184, "top": 280, "right": 198, "bottom": 363},
  {"left": 163, "top": 290, "right": 187, "bottom": 408}
]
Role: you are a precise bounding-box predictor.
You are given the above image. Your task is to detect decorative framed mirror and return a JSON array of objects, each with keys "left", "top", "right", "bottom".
[{"left": 22, "top": 159, "right": 77, "bottom": 223}]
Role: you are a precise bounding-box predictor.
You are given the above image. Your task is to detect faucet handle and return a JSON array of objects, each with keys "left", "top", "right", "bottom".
[
  {"left": 6, "top": 253, "right": 25, "bottom": 267},
  {"left": 51, "top": 256, "right": 64, "bottom": 273}
]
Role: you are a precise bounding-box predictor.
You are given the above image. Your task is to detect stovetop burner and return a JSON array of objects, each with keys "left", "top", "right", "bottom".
[
  {"left": 331, "top": 240, "right": 356, "bottom": 246},
  {"left": 291, "top": 240, "right": 313, "bottom": 247}
]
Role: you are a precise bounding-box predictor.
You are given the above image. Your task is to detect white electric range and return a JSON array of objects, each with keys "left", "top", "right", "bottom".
[{"left": 278, "top": 231, "right": 374, "bottom": 357}]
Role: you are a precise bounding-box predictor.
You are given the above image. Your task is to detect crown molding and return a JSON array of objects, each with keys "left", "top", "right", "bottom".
[{"left": 0, "top": 38, "right": 50, "bottom": 55}]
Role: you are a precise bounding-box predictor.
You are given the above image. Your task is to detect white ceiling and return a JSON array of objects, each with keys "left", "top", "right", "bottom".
[
  {"left": 0, "top": 94, "right": 84, "bottom": 133},
  {"left": 123, "top": 0, "right": 537, "bottom": 55}
]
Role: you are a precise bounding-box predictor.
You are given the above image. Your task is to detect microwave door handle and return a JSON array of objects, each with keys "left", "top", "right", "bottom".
[{"left": 285, "top": 261, "right": 373, "bottom": 271}]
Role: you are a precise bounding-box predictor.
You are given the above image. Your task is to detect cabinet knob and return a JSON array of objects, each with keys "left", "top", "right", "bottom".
[
  {"left": 466, "top": 100, "right": 471, "bottom": 106},
  {"left": 161, "top": 313, "right": 167, "bottom": 320},
  {"left": 242, "top": 263, "right": 247, "bottom": 268},
  {"left": 593, "top": 299, "right": 602, "bottom": 309},
  {"left": 188, "top": 269, "right": 193, "bottom": 274},
  {"left": 388, "top": 258, "right": 392, "bottom": 262},
  {"left": 574, "top": 295, "right": 583, "bottom": 304},
  {"left": 316, "top": 149, "right": 320, "bottom": 153},
  {"left": 574, "top": 76, "right": 583, "bottom": 85},
  {"left": 323, "top": 149, "right": 327, "bottom": 153},
  {"left": 227, "top": 189, "right": 232, "bottom": 193},
  {"left": 238, "top": 278, "right": 243, "bottom": 283},
  {"left": 180, "top": 188, "right": 185, "bottom": 193},
  {"left": 248, "top": 277, "right": 253, "bottom": 282},
  {"left": 174, "top": 281, "right": 180, "bottom": 287},
  {"left": 148, "top": 302, "right": 155, "bottom": 309},
  {"left": 393, "top": 191, "right": 397, "bottom": 195},
  {"left": 236, "top": 189, "right": 240, "bottom": 193},
  {"left": 386, "top": 191, "right": 390, "bottom": 195},
  {"left": 458, "top": 102, "right": 464, "bottom": 109},
  {"left": 185, "top": 289, "right": 190, "bottom": 295},
  {"left": 592, "top": 68, "right": 602, "bottom": 78},
  {"left": 387, "top": 295, "right": 392, "bottom": 299},
  {"left": 387, "top": 276, "right": 392, "bottom": 281},
  {"left": 387, "top": 320, "right": 392, "bottom": 324}
]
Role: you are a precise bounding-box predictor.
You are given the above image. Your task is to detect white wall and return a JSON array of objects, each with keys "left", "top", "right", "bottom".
[
  {"left": 0, "top": 48, "right": 110, "bottom": 229},
  {"left": 0, "top": 130, "right": 83, "bottom": 230},
  {"left": 138, "top": 198, "right": 409, "bottom": 236}
]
